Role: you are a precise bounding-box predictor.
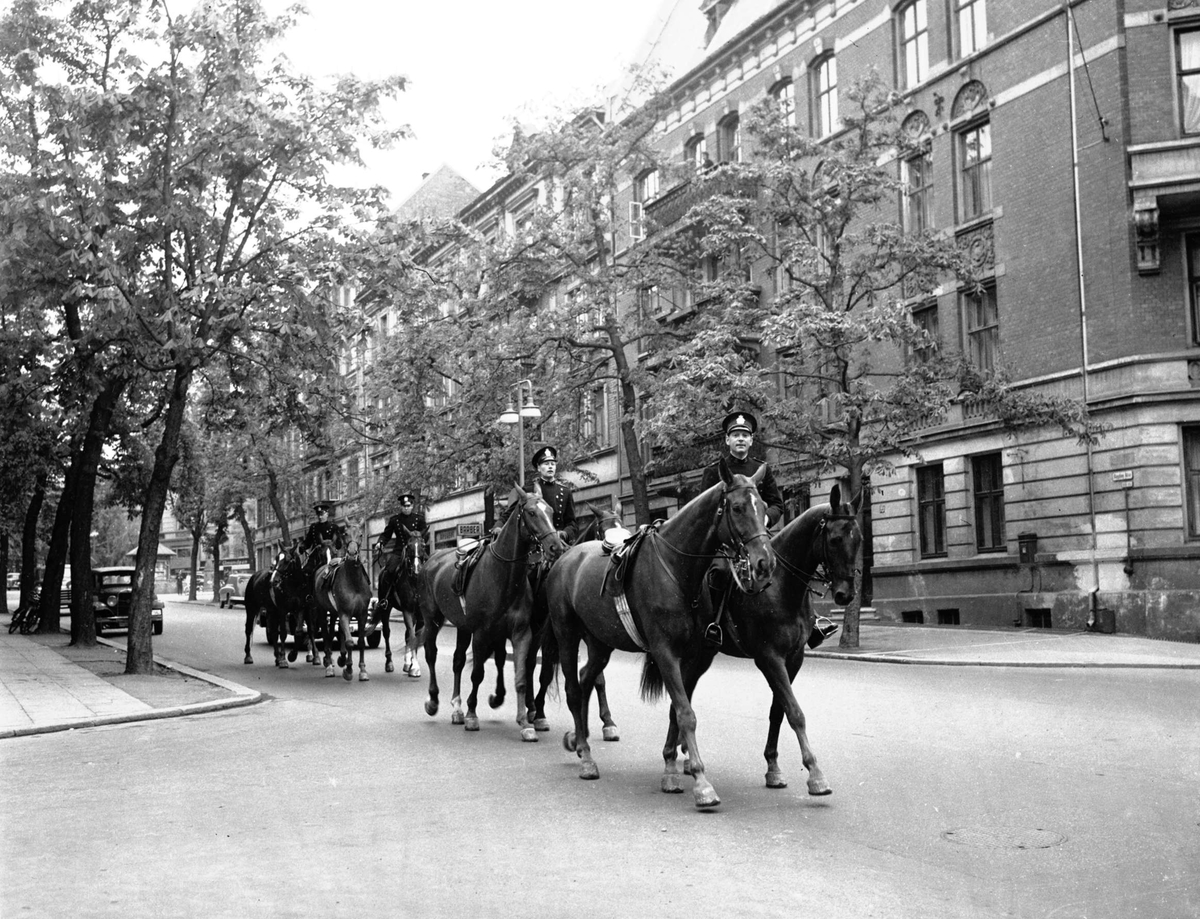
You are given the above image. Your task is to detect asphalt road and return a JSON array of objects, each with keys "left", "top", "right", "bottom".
[{"left": 2, "top": 599, "right": 1198, "bottom": 919}]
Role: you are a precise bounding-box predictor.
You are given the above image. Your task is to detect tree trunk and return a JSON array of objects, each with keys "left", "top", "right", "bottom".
[
  {"left": 1, "top": 528, "right": 8, "bottom": 616},
  {"left": 264, "top": 462, "right": 291, "bottom": 545},
  {"left": 605, "top": 319, "right": 652, "bottom": 525},
  {"left": 838, "top": 454, "right": 866, "bottom": 650},
  {"left": 209, "top": 517, "right": 228, "bottom": 603},
  {"left": 127, "top": 365, "right": 192, "bottom": 674},
  {"left": 233, "top": 505, "right": 256, "bottom": 572},
  {"left": 19, "top": 472, "right": 45, "bottom": 611},
  {"left": 189, "top": 530, "right": 202, "bottom": 602}
]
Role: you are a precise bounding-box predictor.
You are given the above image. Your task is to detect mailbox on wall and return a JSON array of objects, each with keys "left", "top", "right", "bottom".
[{"left": 1018, "top": 532, "right": 1038, "bottom": 565}]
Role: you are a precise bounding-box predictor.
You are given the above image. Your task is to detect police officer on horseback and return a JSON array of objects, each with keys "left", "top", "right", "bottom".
[
  {"left": 527, "top": 445, "right": 578, "bottom": 543},
  {"left": 301, "top": 501, "right": 344, "bottom": 591},
  {"left": 376, "top": 492, "right": 428, "bottom": 601},
  {"left": 700, "top": 410, "right": 837, "bottom": 648}
]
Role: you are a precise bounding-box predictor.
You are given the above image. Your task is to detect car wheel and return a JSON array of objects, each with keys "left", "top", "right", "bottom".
[
  {"left": 153, "top": 621, "right": 163, "bottom": 636},
  {"left": 367, "top": 631, "right": 382, "bottom": 649}
]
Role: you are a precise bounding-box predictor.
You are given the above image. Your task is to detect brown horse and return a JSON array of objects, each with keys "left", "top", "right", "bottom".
[
  {"left": 418, "top": 486, "right": 565, "bottom": 739},
  {"left": 525, "top": 502, "right": 624, "bottom": 739},
  {"left": 543, "top": 465, "right": 775, "bottom": 808},
  {"left": 372, "top": 525, "right": 427, "bottom": 677},
  {"left": 242, "top": 567, "right": 281, "bottom": 666},
  {"left": 313, "top": 539, "right": 375, "bottom": 681},
  {"left": 270, "top": 545, "right": 325, "bottom": 669},
  {"left": 645, "top": 484, "right": 862, "bottom": 798}
]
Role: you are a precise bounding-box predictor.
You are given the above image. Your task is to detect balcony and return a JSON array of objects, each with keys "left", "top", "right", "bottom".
[
  {"left": 1128, "top": 137, "right": 1200, "bottom": 274},
  {"left": 643, "top": 172, "right": 758, "bottom": 229}
]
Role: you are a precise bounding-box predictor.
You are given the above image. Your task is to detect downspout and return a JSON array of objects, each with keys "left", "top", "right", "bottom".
[{"left": 1067, "top": 5, "right": 1101, "bottom": 623}]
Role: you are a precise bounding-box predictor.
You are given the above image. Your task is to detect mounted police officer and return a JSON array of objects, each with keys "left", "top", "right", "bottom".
[
  {"left": 376, "top": 492, "right": 429, "bottom": 601},
  {"left": 699, "top": 410, "right": 837, "bottom": 648},
  {"left": 301, "top": 501, "right": 344, "bottom": 593},
  {"left": 527, "top": 445, "right": 578, "bottom": 543}
]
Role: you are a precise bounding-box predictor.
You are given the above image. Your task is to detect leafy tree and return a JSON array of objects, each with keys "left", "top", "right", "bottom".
[{"left": 0, "top": 0, "right": 408, "bottom": 669}]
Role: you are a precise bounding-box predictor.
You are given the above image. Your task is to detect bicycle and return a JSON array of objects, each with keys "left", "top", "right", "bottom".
[{"left": 8, "top": 589, "right": 42, "bottom": 635}]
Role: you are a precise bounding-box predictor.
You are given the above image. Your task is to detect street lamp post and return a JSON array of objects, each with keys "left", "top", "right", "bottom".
[{"left": 498, "top": 379, "right": 541, "bottom": 487}]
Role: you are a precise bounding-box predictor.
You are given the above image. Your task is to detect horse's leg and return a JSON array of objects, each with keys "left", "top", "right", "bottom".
[
  {"left": 489, "top": 643, "right": 506, "bottom": 710},
  {"left": 403, "top": 606, "right": 420, "bottom": 677},
  {"left": 423, "top": 613, "right": 443, "bottom": 716},
  {"left": 510, "top": 625, "right": 536, "bottom": 742},
  {"left": 449, "top": 626, "right": 471, "bottom": 725},
  {"left": 571, "top": 637, "right": 613, "bottom": 780},
  {"left": 653, "top": 653, "right": 719, "bottom": 809},
  {"left": 594, "top": 671, "right": 619, "bottom": 741},
  {"left": 243, "top": 604, "right": 255, "bottom": 665},
  {"left": 756, "top": 651, "right": 829, "bottom": 795},
  {"left": 463, "top": 633, "right": 488, "bottom": 732},
  {"left": 356, "top": 612, "right": 369, "bottom": 682},
  {"left": 321, "top": 601, "right": 336, "bottom": 678},
  {"left": 661, "top": 653, "right": 711, "bottom": 791}
]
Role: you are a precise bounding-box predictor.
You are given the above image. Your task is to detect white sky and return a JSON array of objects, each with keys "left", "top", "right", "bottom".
[{"left": 278, "top": 0, "right": 681, "bottom": 204}]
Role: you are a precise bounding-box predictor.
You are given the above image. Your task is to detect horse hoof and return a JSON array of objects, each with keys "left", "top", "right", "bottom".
[
  {"left": 451, "top": 711, "right": 465, "bottom": 725},
  {"left": 602, "top": 726, "right": 620, "bottom": 742},
  {"left": 464, "top": 714, "right": 480, "bottom": 731},
  {"left": 385, "top": 661, "right": 395, "bottom": 673},
  {"left": 408, "top": 665, "right": 421, "bottom": 678},
  {"left": 277, "top": 660, "right": 289, "bottom": 670},
  {"left": 694, "top": 789, "right": 721, "bottom": 809},
  {"left": 533, "top": 718, "right": 550, "bottom": 732},
  {"left": 337, "top": 654, "right": 347, "bottom": 668},
  {"left": 402, "top": 661, "right": 411, "bottom": 673},
  {"left": 425, "top": 699, "right": 438, "bottom": 717},
  {"left": 579, "top": 762, "right": 600, "bottom": 780},
  {"left": 488, "top": 693, "right": 504, "bottom": 709},
  {"left": 661, "top": 774, "right": 685, "bottom": 794},
  {"left": 807, "top": 777, "right": 833, "bottom": 796},
  {"left": 765, "top": 771, "right": 788, "bottom": 789},
  {"left": 562, "top": 732, "right": 577, "bottom": 752},
  {"left": 359, "top": 671, "right": 370, "bottom": 682},
  {"left": 521, "top": 727, "right": 538, "bottom": 742},
  {"left": 325, "top": 666, "right": 336, "bottom": 678},
  {"left": 244, "top": 655, "right": 253, "bottom": 665},
  {"left": 287, "top": 649, "right": 298, "bottom": 663}
]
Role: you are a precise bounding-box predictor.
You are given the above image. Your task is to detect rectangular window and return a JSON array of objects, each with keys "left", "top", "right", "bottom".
[
  {"left": 685, "top": 135, "right": 707, "bottom": 173},
  {"left": 902, "top": 146, "right": 933, "bottom": 233},
  {"left": 917, "top": 464, "right": 946, "bottom": 558},
  {"left": 1181, "top": 30, "right": 1200, "bottom": 135},
  {"left": 718, "top": 114, "right": 741, "bottom": 163},
  {"left": 634, "top": 169, "right": 659, "bottom": 203},
  {"left": 910, "top": 302, "right": 939, "bottom": 363},
  {"left": 772, "top": 79, "right": 796, "bottom": 126},
  {"left": 959, "top": 122, "right": 992, "bottom": 221},
  {"left": 899, "top": 1, "right": 929, "bottom": 89},
  {"left": 957, "top": 0, "right": 987, "bottom": 58},
  {"left": 1190, "top": 235, "right": 1200, "bottom": 345},
  {"left": 963, "top": 285, "right": 998, "bottom": 374},
  {"left": 815, "top": 56, "right": 838, "bottom": 137},
  {"left": 972, "top": 453, "right": 1005, "bottom": 551},
  {"left": 1185, "top": 427, "right": 1200, "bottom": 539}
]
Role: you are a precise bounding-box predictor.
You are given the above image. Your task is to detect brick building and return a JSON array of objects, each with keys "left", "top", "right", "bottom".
[{"left": 260, "top": 0, "right": 1200, "bottom": 641}]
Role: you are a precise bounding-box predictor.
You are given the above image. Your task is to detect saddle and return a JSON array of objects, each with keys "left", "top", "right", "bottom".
[
  {"left": 601, "top": 523, "right": 655, "bottom": 596},
  {"left": 317, "top": 556, "right": 343, "bottom": 593},
  {"left": 452, "top": 537, "right": 488, "bottom": 596}
]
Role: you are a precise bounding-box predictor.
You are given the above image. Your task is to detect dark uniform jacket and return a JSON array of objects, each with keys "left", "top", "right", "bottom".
[
  {"left": 380, "top": 511, "right": 428, "bottom": 553},
  {"left": 302, "top": 519, "right": 343, "bottom": 552},
  {"left": 699, "top": 455, "right": 785, "bottom": 528},
  {"left": 527, "top": 477, "right": 578, "bottom": 542}
]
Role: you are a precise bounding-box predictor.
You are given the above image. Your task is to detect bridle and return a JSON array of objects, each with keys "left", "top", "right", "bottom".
[
  {"left": 486, "top": 495, "right": 560, "bottom": 565},
  {"left": 773, "top": 509, "right": 861, "bottom": 595}
]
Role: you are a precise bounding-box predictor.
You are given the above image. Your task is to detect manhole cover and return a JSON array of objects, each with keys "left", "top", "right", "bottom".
[{"left": 942, "top": 826, "right": 1066, "bottom": 849}]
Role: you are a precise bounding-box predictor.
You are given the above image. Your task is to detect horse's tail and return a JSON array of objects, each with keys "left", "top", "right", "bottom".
[{"left": 639, "top": 654, "right": 665, "bottom": 703}]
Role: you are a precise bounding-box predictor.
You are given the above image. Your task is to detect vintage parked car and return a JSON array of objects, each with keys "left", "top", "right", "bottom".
[
  {"left": 218, "top": 573, "right": 254, "bottom": 608},
  {"left": 93, "top": 567, "right": 164, "bottom": 636},
  {"left": 6, "top": 572, "right": 19, "bottom": 590}
]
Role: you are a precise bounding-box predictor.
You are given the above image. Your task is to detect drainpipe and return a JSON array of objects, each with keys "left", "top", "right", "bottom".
[{"left": 1067, "top": 6, "right": 1101, "bottom": 623}]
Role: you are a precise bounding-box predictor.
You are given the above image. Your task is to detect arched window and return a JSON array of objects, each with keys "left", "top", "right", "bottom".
[
  {"left": 812, "top": 54, "right": 838, "bottom": 137},
  {"left": 684, "top": 134, "right": 708, "bottom": 174},
  {"left": 717, "top": 112, "right": 741, "bottom": 163},
  {"left": 770, "top": 78, "right": 796, "bottom": 126}
]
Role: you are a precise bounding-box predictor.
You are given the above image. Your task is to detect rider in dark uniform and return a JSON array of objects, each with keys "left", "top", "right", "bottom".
[
  {"left": 376, "top": 492, "right": 429, "bottom": 602},
  {"left": 526, "top": 445, "right": 578, "bottom": 543},
  {"left": 301, "top": 501, "right": 344, "bottom": 592},
  {"left": 700, "top": 410, "right": 837, "bottom": 648}
]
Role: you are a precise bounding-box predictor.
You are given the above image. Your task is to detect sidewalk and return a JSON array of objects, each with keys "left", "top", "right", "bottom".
[{"left": 2, "top": 621, "right": 1198, "bottom": 740}]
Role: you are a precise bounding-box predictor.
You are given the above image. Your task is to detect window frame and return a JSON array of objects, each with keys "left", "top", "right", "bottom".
[
  {"left": 962, "top": 284, "right": 999, "bottom": 375},
  {"left": 909, "top": 300, "right": 940, "bottom": 364},
  {"left": 917, "top": 463, "right": 947, "bottom": 558},
  {"left": 902, "top": 142, "right": 934, "bottom": 233},
  {"left": 1178, "top": 28, "right": 1200, "bottom": 135},
  {"left": 956, "top": 0, "right": 987, "bottom": 59},
  {"left": 717, "top": 112, "right": 741, "bottom": 163},
  {"left": 958, "top": 119, "right": 992, "bottom": 222},
  {"left": 1189, "top": 234, "right": 1200, "bottom": 345},
  {"left": 1184, "top": 426, "right": 1200, "bottom": 540},
  {"left": 898, "top": 0, "right": 929, "bottom": 89},
  {"left": 971, "top": 452, "right": 1006, "bottom": 552},
  {"left": 770, "top": 77, "right": 796, "bottom": 126},
  {"left": 812, "top": 54, "right": 838, "bottom": 138},
  {"left": 684, "top": 134, "right": 707, "bottom": 174}
]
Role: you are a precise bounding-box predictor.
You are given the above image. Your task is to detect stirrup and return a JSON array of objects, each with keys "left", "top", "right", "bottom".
[
  {"left": 703, "top": 622, "right": 723, "bottom": 647},
  {"left": 807, "top": 616, "right": 838, "bottom": 649}
]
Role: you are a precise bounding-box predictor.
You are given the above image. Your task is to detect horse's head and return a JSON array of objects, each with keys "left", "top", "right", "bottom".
[
  {"left": 401, "top": 525, "right": 426, "bottom": 576},
  {"left": 717, "top": 464, "right": 776, "bottom": 593},
  {"left": 506, "top": 484, "right": 567, "bottom": 563},
  {"left": 274, "top": 547, "right": 307, "bottom": 595},
  {"left": 821, "top": 483, "right": 863, "bottom": 607}
]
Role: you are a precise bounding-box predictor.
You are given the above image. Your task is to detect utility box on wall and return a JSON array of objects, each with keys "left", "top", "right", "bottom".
[{"left": 1018, "top": 532, "right": 1038, "bottom": 565}]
